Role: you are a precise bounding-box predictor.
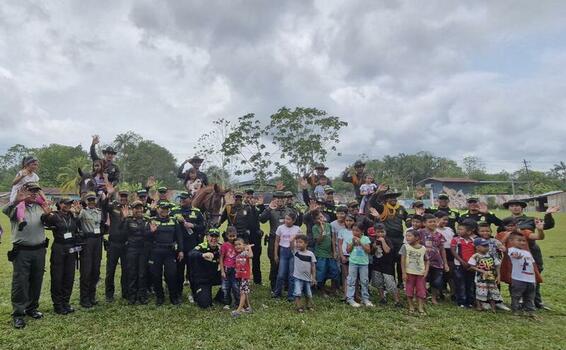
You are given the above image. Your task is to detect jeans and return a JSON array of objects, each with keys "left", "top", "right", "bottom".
[
  {"left": 221, "top": 267, "right": 240, "bottom": 305},
  {"left": 453, "top": 265, "right": 475, "bottom": 306},
  {"left": 294, "top": 279, "right": 312, "bottom": 298},
  {"left": 428, "top": 267, "right": 444, "bottom": 290},
  {"left": 346, "top": 263, "right": 369, "bottom": 303},
  {"left": 316, "top": 257, "right": 339, "bottom": 285},
  {"left": 274, "top": 247, "right": 294, "bottom": 299}
]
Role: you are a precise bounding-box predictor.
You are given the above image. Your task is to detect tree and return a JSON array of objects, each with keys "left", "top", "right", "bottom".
[
  {"left": 0, "top": 144, "right": 33, "bottom": 191},
  {"left": 118, "top": 139, "right": 178, "bottom": 188},
  {"left": 112, "top": 131, "right": 143, "bottom": 180},
  {"left": 462, "top": 156, "right": 486, "bottom": 179},
  {"left": 550, "top": 161, "right": 566, "bottom": 183},
  {"left": 275, "top": 166, "right": 298, "bottom": 194},
  {"left": 268, "top": 107, "right": 348, "bottom": 176},
  {"left": 206, "top": 165, "right": 232, "bottom": 187},
  {"left": 222, "top": 113, "right": 273, "bottom": 188},
  {"left": 57, "top": 155, "right": 91, "bottom": 193},
  {"left": 193, "top": 118, "right": 234, "bottom": 172},
  {"left": 35, "top": 144, "right": 89, "bottom": 187}
]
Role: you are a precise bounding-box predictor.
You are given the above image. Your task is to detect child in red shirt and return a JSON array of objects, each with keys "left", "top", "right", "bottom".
[
  {"left": 220, "top": 227, "right": 238, "bottom": 308},
  {"left": 231, "top": 238, "right": 254, "bottom": 318},
  {"left": 450, "top": 220, "right": 477, "bottom": 308}
]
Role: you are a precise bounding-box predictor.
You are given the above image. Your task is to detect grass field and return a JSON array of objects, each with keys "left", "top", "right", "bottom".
[{"left": 0, "top": 211, "right": 565, "bottom": 349}]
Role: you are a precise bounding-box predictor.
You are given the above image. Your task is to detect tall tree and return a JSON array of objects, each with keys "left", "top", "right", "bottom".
[
  {"left": 193, "top": 118, "right": 235, "bottom": 186},
  {"left": 57, "top": 155, "right": 91, "bottom": 193},
  {"left": 112, "top": 131, "right": 143, "bottom": 180},
  {"left": 118, "top": 139, "right": 178, "bottom": 188},
  {"left": 206, "top": 165, "right": 232, "bottom": 187},
  {"left": 35, "top": 144, "right": 88, "bottom": 187},
  {"left": 462, "top": 156, "right": 486, "bottom": 179}
]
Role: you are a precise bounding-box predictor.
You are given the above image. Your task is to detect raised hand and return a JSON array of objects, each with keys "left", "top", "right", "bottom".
[
  {"left": 275, "top": 181, "right": 285, "bottom": 191},
  {"left": 269, "top": 200, "right": 278, "bottom": 210},
  {"left": 106, "top": 182, "right": 115, "bottom": 195},
  {"left": 368, "top": 207, "right": 380, "bottom": 217},
  {"left": 546, "top": 205, "right": 560, "bottom": 214},
  {"left": 478, "top": 202, "right": 489, "bottom": 214},
  {"left": 377, "top": 184, "right": 389, "bottom": 193},
  {"left": 120, "top": 206, "right": 130, "bottom": 218},
  {"left": 92, "top": 135, "right": 100, "bottom": 145},
  {"left": 146, "top": 176, "right": 156, "bottom": 189},
  {"left": 202, "top": 252, "right": 214, "bottom": 261},
  {"left": 149, "top": 222, "right": 158, "bottom": 233},
  {"left": 308, "top": 199, "right": 319, "bottom": 212},
  {"left": 415, "top": 188, "right": 426, "bottom": 199},
  {"left": 299, "top": 178, "right": 309, "bottom": 190}
]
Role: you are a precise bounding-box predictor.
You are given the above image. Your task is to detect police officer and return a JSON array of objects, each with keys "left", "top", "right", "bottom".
[
  {"left": 345, "top": 200, "right": 374, "bottom": 232},
  {"left": 188, "top": 228, "right": 222, "bottom": 308},
  {"left": 76, "top": 192, "right": 103, "bottom": 308},
  {"left": 459, "top": 197, "right": 502, "bottom": 226},
  {"left": 219, "top": 191, "right": 254, "bottom": 242},
  {"left": 259, "top": 191, "right": 294, "bottom": 291},
  {"left": 178, "top": 156, "right": 209, "bottom": 186},
  {"left": 171, "top": 191, "right": 205, "bottom": 299},
  {"left": 425, "top": 194, "right": 460, "bottom": 231},
  {"left": 136, "top": 189, "right": 153, "bottom": 215},
  {"left": 305, "top": 163, "right": 332, "bottom": 188},
  {"left": 122, "top": 200, "right": 151, "bottom": 305},
  {"left": 341, "top": 160, "right": 367, "bottom": 202},
  {"left": 3, "top": 183, "right": 48, "bottom": 328},
  {"left": 90, "top": 135, "right": 120, "bottom": 185},
  {"left": 244, "top": 188, "right": 264, "bottom": 284},
  {"left": 42, "top": 197, "right": 81, "bottom": 315},
  {"left": 148, "top": 202, "right": 184, "bottom": 305},
  {"left": 102, "top": 189, "right": 129, "bottom": 302}
]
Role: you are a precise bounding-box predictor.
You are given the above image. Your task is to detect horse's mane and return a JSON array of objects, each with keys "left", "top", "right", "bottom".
[{"left": 192, "top": 185, "right": 215, "bottom": 209}]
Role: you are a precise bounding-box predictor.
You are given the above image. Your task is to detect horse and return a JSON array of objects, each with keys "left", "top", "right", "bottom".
[
  {"left": 77, "top": 167, "right": 97, "bottom": 197},
  {"left": 191, "top": 184, "right": 229, "bottom": 228}
]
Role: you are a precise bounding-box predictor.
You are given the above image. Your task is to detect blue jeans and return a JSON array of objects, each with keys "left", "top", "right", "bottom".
[
  {"left": 293, "top": 279, "right": 312, "bottom": 298},
  {"left": 274, "top": 247, "right": 294, "bottom": 299},
  {"left": 221, "top": 267, "right": 239, "bottom": 305},
  {"left": 453, "top": 265, "right": 475, "bottom": 306},
  {"left": 346, "top": 263, "right": 369, "bottom": 303},
  {"left": 428, "top": 267, "right": 444, "bottom": 290},
  {"left": 316, "top": 257, "right": 340, "bottom": 285}
]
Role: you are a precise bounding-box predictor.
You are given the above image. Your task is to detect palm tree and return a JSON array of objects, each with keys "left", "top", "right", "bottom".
[
  {"left": 552, "top": 161, "right": 566, "bottom": 183},
  {"left": 57, "top": 155, "right": 91, "bottom": 193}
]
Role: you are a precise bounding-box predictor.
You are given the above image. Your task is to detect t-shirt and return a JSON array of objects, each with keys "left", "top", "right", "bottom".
[
  {"left": 338, "top": 228, "right": 353, "bottom": 256},
  {"left": 235, "top": 251, "right": 251, "bottom": 280},
  {"left": 331, "top": 220, "right": 345, "bottom": 255},
  {"left": 359, "top": 183, "right": 377, "bottom": 195},
  {"left": 293, "top": 249, "right": 317, "bottom": 282},
  {"left": 9, "top": 170, "right": 40, "bottom": 203},
  {"left": 346, "top": 235, "right": 371, "bottom": 265},
  {"left": 468, "top": 252, "right": 500, "bottom": 283},
  {"left": 220, "top": 242, "right": 237, "bottom": 269},
  {"left": 373, "top": 237, "right": 395, "bottom": 275},
  {"left": 399, "top": 243, "right": 428, "bottom": 276},
  {"left": 507, "top": 247, "right": 536, "bottom": 283},
  {"left": 419, "top": 229, "right": 446, "bottom": 269},
  {"left": 275, "top": 224, "right": 301, "bottom": 248},
  {"left": 314, "top": 185, "right": 325, "bottom": 200},
  {"left": 450, "top": 236, "right": 475, "bottom": 266},
  {"left": 312, "top": 223, "right": 333, "bottom": 258},
  {"left": 437, "top": 227, "right": 454, "bottom": 249}
]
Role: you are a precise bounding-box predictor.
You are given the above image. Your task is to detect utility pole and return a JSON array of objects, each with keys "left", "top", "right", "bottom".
[{"left": 523, "top": 159, "right": 532, "bottom": 194}]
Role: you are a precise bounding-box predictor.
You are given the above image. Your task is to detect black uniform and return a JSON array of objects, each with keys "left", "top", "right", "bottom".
[
  {"left": 248, "top": 204, "right": 264, "bottom": 284},
  {"left": 41, "top": 211, "right": 80, "bottom": 313},
  {"left": 170, "top": 205, "right": 205, "bottom": 295},
  {"left": 341, "top": 170, "right": 366, "bottom": 202},
  {"left": 90, "top": 144, "right": 120, "bottom": 185},
  {"left": 102, "top": 199, "right": 128, "bottom": 301},
  {"left": 219, "top": 203, "right": 255, "bottom": 242},
  {"left": 188, "top": 242, "right": 221, "bottom": 308},
  {"left": 122, "top": 216, "right": 151, "bottom": 303},
  {"left": 149, "top": 216, "right": 183, "bottom": 304},
  {"left": 458, "top": 210, "right": 502, "bottom": 227}
]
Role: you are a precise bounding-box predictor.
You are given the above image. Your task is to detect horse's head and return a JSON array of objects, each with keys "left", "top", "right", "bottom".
[
  {"left": 78, "top": 167, "right": 96, "bottom": 196},
  {"left": 194, "top": 184, "right": 228, "bottom": 227}
]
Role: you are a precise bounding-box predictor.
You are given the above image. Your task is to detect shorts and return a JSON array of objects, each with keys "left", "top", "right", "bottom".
[
  {"left": 237, "top": 279, "right": 251, "bottom": 295},
  {"left": 475, "top": 280, "right": 502, "bottom": 303},
  {"left": 405, "top": 274, "right": 426, "bottom": 299},
  {"left": 293, "top": 279, "right": 312, "bottom": 298},
  {"left": 316, "top": 257, "right": 340, "bottom": 284},
  {"left": 371, "top": 270, "right": 397, "bottom": 294}
]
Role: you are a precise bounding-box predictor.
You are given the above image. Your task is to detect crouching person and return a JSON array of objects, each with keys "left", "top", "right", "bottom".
[{"left": 188, "top": 228, "right": 222, "bottom": 308}]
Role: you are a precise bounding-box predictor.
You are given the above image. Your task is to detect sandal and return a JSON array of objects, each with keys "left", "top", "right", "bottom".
[{"left": 296, "top": 307, "right": 305, "bottom": 313}]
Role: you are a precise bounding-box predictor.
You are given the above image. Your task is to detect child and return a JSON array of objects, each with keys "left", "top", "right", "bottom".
[
  {"left": 92, "top": 159, "right": 108, "bottom": 195},
  {"left": 371, "top": 223, "right": 401, "bottom": 306},
  {"left": 10, "top": 156, "right": 46, "bottom": 231},
  {"left": 292, "top": 235, "right": 317, "bottom": 312},
  {"left": 435, "top": 211, "right": 455, "bottom": 300},
  {"left": 220, "top": 227, "right": 239, "bottom": 309},
  {"left": 273, "top": 212, "right": 302, "bottom": 300},
  {"left": 359, "top": 174, "right": 378, "bottom": 214},
  {"left": 404, "top": 215, "right": 424, "bottom": 243},
  {"left": 345, "top": 223, "right": 374, "bottom": 307},
  {"left": 184, "top": 168, "right": 203, "bottom": 196},
  {"left": 450, "top": 220, "right": 477, "bottom": 308},
  {"left": 312, "top": 211, "right": 339, "bottom": 296},
  {"left": 337, "top": 215, "right": 356, "bottom": 300},
  {"left": 400, "top": 230, "right": 429, "bottom": 314},
  {"left": 418, "top": 214, "right": 448, "bottom": 305},
  {"left": 468, "top": 238, "right": 503, "bottom": 312},
  {"left": 507, "top": 232, "right": 537, "bottom": 317},
  {"left": 231, "top": 238, "right": 253, "bottom": 318},
  {"left": 477, "top": 222, "right": 505, "bottom": 259},
  {"left": 313, "top": 175, "right": 329, "bottom": 201}
]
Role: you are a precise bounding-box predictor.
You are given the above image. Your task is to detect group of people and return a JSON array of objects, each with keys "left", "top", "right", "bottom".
[{"left": 3, "top": 141, "right": 560, "bottom": 329}]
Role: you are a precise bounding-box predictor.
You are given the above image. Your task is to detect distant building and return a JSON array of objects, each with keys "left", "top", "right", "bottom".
[
  {"left": 523, "top": 191, "right": 566, "bottom": 212},
  {"left": 416, "top": 177, "right": 480, "bottom": 196}
]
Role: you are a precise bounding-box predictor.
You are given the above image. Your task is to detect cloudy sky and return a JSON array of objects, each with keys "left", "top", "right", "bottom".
[{"left": 1, "top": 0, "right": 565, "bottom": 176}]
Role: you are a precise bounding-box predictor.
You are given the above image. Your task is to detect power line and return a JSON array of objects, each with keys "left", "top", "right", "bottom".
[{"left": 523, "top": 159, "right": 532, "bottom": 194}]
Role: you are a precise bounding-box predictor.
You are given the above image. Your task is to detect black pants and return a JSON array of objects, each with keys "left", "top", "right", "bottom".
[
  {"left": 105, "top": 241, "right": 127, "bottom": 299},
  {"left": 176, "top": 252, "right": 191, "bottom": 296},
  {"left": 150, "top": 248, "right": 178, "bottom": 302},
  {"left": 267, "top": 235, "right": 278, "bottom": 291},
  {"left": 79, "top": 237, "right": 102, "bottom": 305},
  {"left": 391, "top": 241, "right": 403, "bottom": 284},
  {"left": 11, "top": 248, "right": 46, "bottom": 316},
  {"left": 250, "top": 236, "right": 262, "bottom": 284},
  {"left": 511, "top": 279, "right": 536, "bottom": 312},
  {"left": 194, "top": 284, "right": 223, "bottom": 308},
  {"left": 126, "top": 245, "right": 149, "bottom": 301},
  {"left": 50, "top": 243, "right": 77, "bottom": 309}
]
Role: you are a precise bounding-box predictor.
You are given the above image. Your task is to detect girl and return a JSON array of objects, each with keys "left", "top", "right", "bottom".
[
  {"left": 184, "top": 168, "right": 203, "bottom": 196},
  {"left": 220, "top": 227, "right": 239, "bottom": 308},
  {"left": 92, "top": 159, "right": 108, "bottom": 195},
  {"left": 231, "top": 238, "right": 254, "bottom": 318},
  {"left": 400, "top": 230, "right": 429, "bottom": 315},
  {"left": 273, "top": 212, "right": 302, "bottom": 300},
  {"left": 337, "top": 215, "right": 356, "bottom": 300},
  {"left": 346, "top": 223, "right": 374, "bottom": 307},
  {"left": 10, "top": 156, "right": 46, "bottom": 231},
  {"left": 358, "top": 174, "right": 377, "bottom": 214}
]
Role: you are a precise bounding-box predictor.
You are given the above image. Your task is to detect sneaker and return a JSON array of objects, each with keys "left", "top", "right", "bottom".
[
  {"left": 243, "top": 307, "right": 253, "bottom": 314},
  {"left": 188, "top": 294, "right": 194, "bottom": 304},
  {"left": 362, "top": 300, "right": 375, "bottom": 307},
  {"left": 496, "top": 303, "right": 511, "bottom": 311},
  {"left": 349, "top": 301, "right": 361, "bottom": 308},
  {"left": 223, "top": 305, "right": 231, "bottom": 310},
  {"left": 13, "top": 317, "right": 26, "bottom": 329},
  {"left": 231, "top": 310, "right": 241, "bottom": 318}
]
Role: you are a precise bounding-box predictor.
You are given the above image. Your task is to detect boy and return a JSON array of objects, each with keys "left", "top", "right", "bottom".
[
  {"left": 371, "top": 223, "right": 401, "bottom": 306},
  {"left": 468, "top": 238, "right": 503, "bottom": 312},
  {"left": 400, "top": 230, "right": 429, "bottom": 314},
  {"left": 435, "top": 211, "right": 455, "bottom": 300},
  {"left": 418, "top": 214, "right": 448, "bottom": 305},
  {"left": 292, "top": 235, "right": 317, "bottom": 312},
  {"left": 507, "top": 232, "right": 538, "bottom": 317},
  {"left": 313, "top": 175, "right": 329, "bottom": 201},
  {"left": 450, "top": 219, "right": 477, "bottom": 308},
  {"left": 477, "top": 222, "right": 505, "bottom": 259}
]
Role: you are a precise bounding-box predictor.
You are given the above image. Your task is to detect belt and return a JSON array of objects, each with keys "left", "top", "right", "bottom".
[{"left": 13, "top": 240, "right": 48, "bottom": 250}]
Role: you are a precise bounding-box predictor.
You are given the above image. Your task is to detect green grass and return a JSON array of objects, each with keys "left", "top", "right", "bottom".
[{"left": 0, "top": 211, "right": 565, "bottom": 349}]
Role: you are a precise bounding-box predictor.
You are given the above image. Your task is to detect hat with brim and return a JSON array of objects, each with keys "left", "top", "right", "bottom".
[
  {"left": 118, "top": 191, "right": 129, "bottom": 197},
  {"left": 383, "top": 191, "right": 401, "bottom": 199},
  {"left": 178, "top": 191, "right": 191, "bottom": 200},
  {"left": 438, "top": 194, "right": 449, "bottom": 200},
  {"left": 131, "top": 200, "right": 144, "bottom": 208},
  {"left": 102, "top": 146, "right": 117, "bottom": 155},
  {"left": 233, "top": 192, "right": 244, "bottom": 198},
  {"left": 59, "top": 197, "right": 74, "bottom": 205},
  {"left": 503, "top": 199, "right": 527, "bottom": 209},
  {"left": 323, "top": 186, "right": 335, "bottom": 194},
  {"left": 157, "top": 186, "right": 168, "bottom": 194},
  {"left": 474, "top": 238, "right": 490, "bottom": 247},
  {"left": 347, "top": 200, "right": 359, "bottom": 208},
  {"left": 24, "top": 182, "right": 42, "bottom": 191},
  {"left": 284, "top": 191, "right": 293, "bottom": 198},
  {"left": 467, "top": 197, "right": 479, "bottom": 203},
  {"left": 158, "top": 202, "right": 172, "bottom": 209},
  {"left": 188, "top": 156, "right": 204, "bottom": 164},
  {"left": 412, "top": 200, "right": 424, "bottom": 208},
  {"left": 273, "top": 191, "right": 286, "bottom": 198},
  {"left": 353, "top": 160, "right": 366, "bottom": 167},
  {"left": 206, "top": 228, "right": 221, "bottom": 237},
  {"left": 314, "top": 163, "right": 329, "bottom": 171},
  {"left": 85, "top": 192, "right": 97, "bottom": 200}
]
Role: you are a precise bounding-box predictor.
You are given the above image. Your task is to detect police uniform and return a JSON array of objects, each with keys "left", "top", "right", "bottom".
[
  {"left": 187, "top": 231, "right": 222, "bottom": 308},
  {"left": 458, "top": 198, "right": 502, "bottom": 227},
  {"left": 219, "top": 192, "right": 254, "bottom": 242},
  {"left": 245, "top": 189, "right": 264, "bottom": 284},
  {"left": 341, "top": 160, "right": 366, "bottom": 202},
  {"left": 41, "top": 201, "right": 80, "bottom": 314},
  {"left": 170, "top": 193, "right": 205, "bottom": 296},
  {"left": 90, "top": 145, "right": 120, "bottom": 185},
  {"left": 424, "top": 194, "right": 460, "bottom": 231},
  {"left": 77, "top": 193, "right": 103, "bottom": 308},
  {"left": 177, "top": 156, "right": 209, "bottom": 186},
  {"left": 102, "top": 192, "right": 129, "bottom": 302},
  {"left": 149, "top": 204, "right": 184, "bottom": 305}
]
